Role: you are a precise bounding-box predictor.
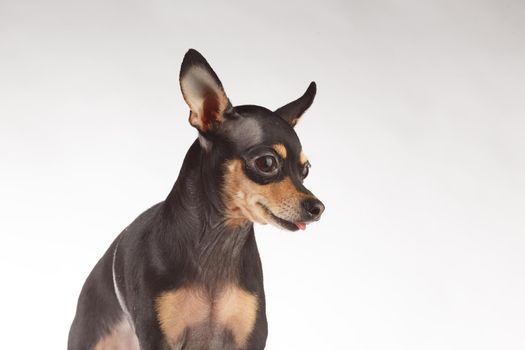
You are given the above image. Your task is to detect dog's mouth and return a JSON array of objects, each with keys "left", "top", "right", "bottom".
[{"left": 257, "top": 203, "right": 306, "bottom": 232}]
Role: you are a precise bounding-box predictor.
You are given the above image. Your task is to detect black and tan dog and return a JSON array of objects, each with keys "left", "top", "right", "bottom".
[{"left": 68, "top": 49, "right": 324, "bottom": 350}]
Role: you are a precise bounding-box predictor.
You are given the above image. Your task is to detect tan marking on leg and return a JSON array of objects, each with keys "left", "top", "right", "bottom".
[
  {"left": 94, "top": 319, "right": 139, "bottom": 350},
  {"left": 215, "top": 286, "right": 258, "bottom": 349},
  {"left": 272, "top": 143, "right": 287, "bottom": 159},
  {"left": 155, "top": 287, "right": 210, "bottom": 345},
  {"left": 299, "top": 151, "right": 308, "bottom": 165}
]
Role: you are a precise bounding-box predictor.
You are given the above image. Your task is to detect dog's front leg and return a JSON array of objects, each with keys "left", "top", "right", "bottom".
[
  {"left": 133, "top": 311, "right": 171, "bottom": 350},
  {"left": 120, "top": 291, "right": 170, "bottom": 350}
]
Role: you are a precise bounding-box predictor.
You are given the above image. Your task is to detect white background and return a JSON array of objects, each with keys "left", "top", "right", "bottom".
[{"left": 1, "top": 0, "right": 524, "bottom": 349}]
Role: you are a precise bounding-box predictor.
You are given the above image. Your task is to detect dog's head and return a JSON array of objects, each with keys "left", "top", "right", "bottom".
[{"left": 179, "top": 49, "right": 324, "bottom": 231}]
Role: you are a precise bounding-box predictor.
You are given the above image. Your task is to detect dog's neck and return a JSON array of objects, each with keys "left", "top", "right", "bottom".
[{"left": 159, "top": 139, "right": 253, "bottom": 288}]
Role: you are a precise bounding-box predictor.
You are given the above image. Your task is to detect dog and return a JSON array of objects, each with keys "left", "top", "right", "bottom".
[{"left": 68, "top": 49, "right": 325, "bottom": 350}]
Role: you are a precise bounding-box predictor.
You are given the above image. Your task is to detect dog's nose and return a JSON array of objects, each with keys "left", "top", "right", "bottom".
[{"left": 302, "top": 198, "right": 325, "bottom": 221}]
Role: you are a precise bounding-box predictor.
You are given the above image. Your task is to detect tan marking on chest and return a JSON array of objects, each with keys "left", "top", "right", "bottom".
[
  {"left": 155, "top": 285, "right": 258, "bottom": 348},
  {"left": 94, "top": 319, "right": 139, "bottom": 350},
  {"left": 156, "top": 287, "right": 210, "bottom": 345},
  {"left": 215, "top": 286, "right": 258, "bottom": 348}
]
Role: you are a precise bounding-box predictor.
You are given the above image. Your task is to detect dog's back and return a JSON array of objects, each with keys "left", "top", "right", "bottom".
[{"left": 68, "top": 204, "right": 162, "bottom": 350}]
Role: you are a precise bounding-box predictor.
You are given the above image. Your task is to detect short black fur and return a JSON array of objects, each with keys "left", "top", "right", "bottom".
[{"left": 68, "top": 49, "right": 323, "bottom": 350}]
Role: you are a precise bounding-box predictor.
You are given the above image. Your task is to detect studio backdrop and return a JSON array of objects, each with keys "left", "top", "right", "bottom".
[{"left": 1, "top": 0, "right": 524, "bottom": 349}]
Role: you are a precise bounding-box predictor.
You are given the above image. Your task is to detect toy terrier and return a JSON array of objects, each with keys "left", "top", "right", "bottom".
[{"left": 68, "top": 49, "right": 324, "bottom": 350}]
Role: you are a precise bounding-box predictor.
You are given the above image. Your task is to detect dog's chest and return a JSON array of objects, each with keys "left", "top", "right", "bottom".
[{"left": 156, "top": 285, "right": 258, "bottom": 349}]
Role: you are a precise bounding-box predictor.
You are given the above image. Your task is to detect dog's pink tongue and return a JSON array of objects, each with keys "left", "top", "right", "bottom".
[{"left": 296, "top": 223, "right": 306, "bottom": 230}]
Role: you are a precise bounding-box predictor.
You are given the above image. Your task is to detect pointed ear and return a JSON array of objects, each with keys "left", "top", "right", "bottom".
[
  {"left": 274, "top": 82, "right": 316, "bottom": 127},
  {"left": 179, "top": 49, "right": 231, "bottom": 133}
]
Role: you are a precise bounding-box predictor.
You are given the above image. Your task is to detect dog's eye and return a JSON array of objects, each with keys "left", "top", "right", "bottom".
[
  {"left": 255, "top": 155, "right": 278, "bottom": 174},
  {"left": 301, "top": 163, "right": 310, "bottom": 179}
]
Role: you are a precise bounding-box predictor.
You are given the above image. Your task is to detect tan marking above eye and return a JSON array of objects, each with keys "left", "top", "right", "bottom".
[
  {"left": 272, "top": 144, "right": 287, "bottom": 159},
  {"left": 299, "top": 151, "right": 308, "bottom": 165}
]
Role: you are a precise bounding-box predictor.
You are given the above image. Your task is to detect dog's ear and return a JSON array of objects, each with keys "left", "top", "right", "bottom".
[
  {"left": 180, "top": 49, "right": 231, "bottom": 133},
  {"left": 274, "top": 82, "right": 316, "bottom": 127}
]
